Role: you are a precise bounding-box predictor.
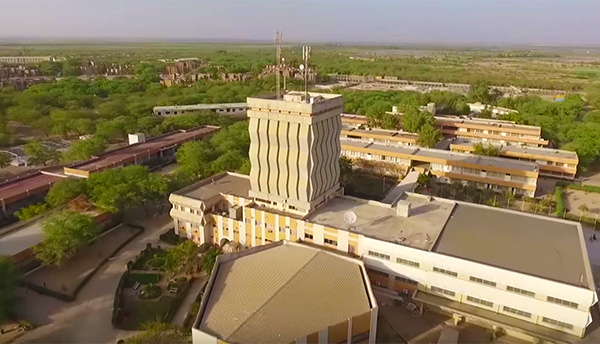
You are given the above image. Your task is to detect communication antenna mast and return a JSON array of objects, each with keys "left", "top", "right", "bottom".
[
  {"left": 301, "top": 46, "right": 311, "bottom": 103},
  {"left": 275, "top": 30, "right": 282, "bottom": 100}
]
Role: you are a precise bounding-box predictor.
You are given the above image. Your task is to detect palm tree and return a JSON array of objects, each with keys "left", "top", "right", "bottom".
[{"left": 579, "top": 204, "right": 589, "bottom": 222}]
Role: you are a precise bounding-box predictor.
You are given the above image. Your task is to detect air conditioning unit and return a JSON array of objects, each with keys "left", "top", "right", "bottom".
[{"left": 375, "top": 281, "right": 382, "bottom": 287}]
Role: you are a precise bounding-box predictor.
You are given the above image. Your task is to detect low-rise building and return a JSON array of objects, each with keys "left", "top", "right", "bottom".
[
  {"left": 341, "top": 138, "right": 539, "bottom": 197},
  {"left": 450, "top": 138, "right": 578, "bottom": 180},
  {"left": 193, "top": 240, "right": 378, "bottom": 344},
  {"left": 0, "top": 56, "right": 54, "bottom": 64},
  {"left": 170, "top": 172, "right": 595, "bottom": 342},
  {"left": 152, "top": 103, "right": 247, "bottom": 117}
]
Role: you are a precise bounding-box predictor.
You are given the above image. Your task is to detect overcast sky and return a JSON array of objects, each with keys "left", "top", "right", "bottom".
[{"left": 1, "top": 0, "right": 599, "bottom": 45}]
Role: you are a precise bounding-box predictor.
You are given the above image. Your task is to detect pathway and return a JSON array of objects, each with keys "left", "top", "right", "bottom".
[
  {"left": 14, "top": 213, "right": 174, "bottom": 344},
  {"left": 171, "top": 273, "right": 207, "bottom": 327}
]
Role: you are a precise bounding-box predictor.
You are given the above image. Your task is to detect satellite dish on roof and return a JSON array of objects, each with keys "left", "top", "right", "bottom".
[{"left": 343, "top": 211, "right": 357, "bottom": 227}]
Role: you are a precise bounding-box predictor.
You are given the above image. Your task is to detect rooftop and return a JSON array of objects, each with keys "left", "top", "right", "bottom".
[
  {"left": 306, "top": 194, "right": 455, "bottom": 251},
  {"left": 434, "top": 203, "right": 592, "bottom": 289},
  {"left": 341, "top": 125, "right": 419, "bottom": 141},
  {"left": 451, "top": 138, "right": 578, "bottom": 161},
  {"left": 69, "top": 126, "right": 218, "bottom": 173},
  {"left": 153, "top": 103, "right": 247, "bottom": 111},
  {"left": 197, "top": 241, "right": 373, "bottom": 344},
  {"left": 172, "top": 172, "right": 251, "bottom": 202},
  {"left": 341, "top": 138, "right": 539, "bottom": 173},
  {"left": 0, "top": 218, "right": 43, "bottom": 257}
]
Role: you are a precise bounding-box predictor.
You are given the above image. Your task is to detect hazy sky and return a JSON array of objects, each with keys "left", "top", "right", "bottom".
[{"left": 1, "top": 0, "right": 599, "bottom": 45}]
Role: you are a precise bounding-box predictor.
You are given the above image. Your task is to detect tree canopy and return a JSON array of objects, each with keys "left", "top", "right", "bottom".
[
  {"left": 24, "top": 140, "right": 60, "bottom": 166},
  {"left": 416, "top": 123, "right": 442, "bottom": 148},
  {"left": 401, "top": 107, "right": 435, "bottom": 133},
  {"left": 0, "top": 257, "right": 20, "bottom": 323},
  {"left": 45, "top": 178, "right": 87, "bottom": 207},
  {"left": 33, "top": 210, "right": 99, "bottom": 266},
  {"left": 62, "top": 136, "right": 106, "bottom": 162},
  {"left": 87, "top": 165, "right": 169, "bottom": 213},
  {"left": 163, "top": 240, "right": 201, "bottom": 275},
  {"left": 473, "top": 143, "right": 500, "bottom": 156}
]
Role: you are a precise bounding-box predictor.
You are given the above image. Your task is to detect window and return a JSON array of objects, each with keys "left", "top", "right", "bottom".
[
  {"left": 469, "top": 276, "right": 496, "bottom": 287},
  {"left": 547, "top": 296, "right": 578, "bottom": 309},
  {"left": 396, "top": 276, "right": 418, "bottom": 285},
  {"left": 511, "top": 175, "right": 527, "bottom": 182},
  {"left": 502, "top": 306, "right": 531, "bottom": 318},
  {"left": 506, "top": 286, "right": 535, "bottom": 297},
  {"left": 541, "top": 317, "right": 573, "bottom": 330},
  {"left": 304, "top": 233, "right": 313, "bottom": 240},
  {"left": 324, "top": 238, "right": 337, "bottom": 246},
  {"left": 466, "top": 296, "right": 493, "bottom": 308},
  {"left": 368, "top": 250, "right": 390, "bottom": 261},
  {"left": 431, "top": 286, "right": 455, "bottom": 297},
  {"left": 486, "top": 171, "right": 504, "bottom": 180},
  {"left": 397, "top": 258, "right": 420, "bottom": 268},
  {"left": 433, "top": 267, "right": 458, "bottom": 277}
]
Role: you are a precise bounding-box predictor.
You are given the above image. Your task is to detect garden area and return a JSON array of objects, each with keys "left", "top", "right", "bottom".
[
  {"left": 23, "top": 224, "right": 143, "bottom": 301},
  {"left": 112, "top": 240, "right": 221, "bottom": 330}
]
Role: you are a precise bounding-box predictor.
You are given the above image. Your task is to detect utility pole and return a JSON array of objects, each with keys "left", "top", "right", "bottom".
[
  {"left": 275, "top": 30, "right": 282, "bottom": 100},
  {"left": 302, "top": 46, "right": 311, "bottom": 102}
]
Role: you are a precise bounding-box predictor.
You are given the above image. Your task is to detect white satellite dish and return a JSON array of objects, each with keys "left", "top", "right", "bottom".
[
  {"left": 299, "top": 64, "right": 305, "bottom": 71},
  {"left": 343, "top": 211, "right": 357, "bottom": 226}
]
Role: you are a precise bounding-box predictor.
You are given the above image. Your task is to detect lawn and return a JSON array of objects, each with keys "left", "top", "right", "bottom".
[
  {"left": 131, "top": 248, "right": 167, "bottom": 270},
  {"left": 121, "top": 295, "right": 176, "bottom": 329}
]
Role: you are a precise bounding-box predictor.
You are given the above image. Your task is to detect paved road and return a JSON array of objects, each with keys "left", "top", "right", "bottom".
[
  {"left": 15, "top": 214, "right": 174, "bottom": 344},
  {"left": 171, "top": 274, "right": 207, "bottom": 327}
]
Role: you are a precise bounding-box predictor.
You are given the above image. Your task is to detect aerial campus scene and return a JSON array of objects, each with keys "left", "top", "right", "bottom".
[{"left": 1, "top": 1, "right": 600, "bottom": 344}]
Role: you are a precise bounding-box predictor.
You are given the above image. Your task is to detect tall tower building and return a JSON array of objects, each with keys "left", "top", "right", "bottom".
[{"left": 247, "top": 92, "right": 343, "bottom": 215}]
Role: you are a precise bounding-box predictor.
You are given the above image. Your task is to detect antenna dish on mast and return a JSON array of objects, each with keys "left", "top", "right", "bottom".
[{"left": 343, "top": 211, "right": 357, "bottom": 226}]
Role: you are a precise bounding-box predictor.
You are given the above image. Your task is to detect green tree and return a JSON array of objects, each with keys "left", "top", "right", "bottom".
[
  {"left": 201, "top": 246, "right": 223, "bottom": 275},
  {"left": 63, "top": 136, "right": 106, "bottom": 162},
  {"left": 45, "top": 178, "right": 87, "bottom": 207},
  {"left": 0, "top": 153, "right": 10, "bottom": 168},
  {"left": 163, "top": 241, "right": 201, "bottom": 275},
  {"left": 339, "top": 156, "right": 353, "bottom": 186},
  {"left": 477, "top": 108, "right": 493, "bottom": 119},
  {"left": 24, "top": 140, "right": 60, "bottom": 166},
  {"left": 87, "top": 165, "right": 168, "bottom": 213},
  {"left": 473, "top": 143, "right": 500, "bottom": 156},
  {"left": 468, "top": 81, "right": 496, "bottom": 103},
  {"left": 175, "top": 141, "right": 216, "bottom": 181},
  {"left": 33, "top": 210, "right": 99, "bottom": 266},
  {"left": 15, "top": 203, "right": 49, "bottom": 221},
  {"left": 401, "top": 106, "right": 434, "bottom": 133},
  {"left": 503, "top": 189, "right": 515, "bottom": 208},
  {"left": 0, "top": 257, "right": 21, "bottom": 322},
  {"left": 122, "top": 322, "right": 190, "bottom": 344},
  {"left": 417, "top": 123, "right": 442, "bottom": 148},
  {"left": 417, "top": 172, "right": 431, "bottom": 187}
]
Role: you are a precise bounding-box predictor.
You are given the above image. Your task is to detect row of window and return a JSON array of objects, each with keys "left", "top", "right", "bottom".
[
  {"left": 432, "top": 288, "right": 575, "bottom": 331},
  {"left": 366, "top": 250, "right": 579, "bottom": 310}
]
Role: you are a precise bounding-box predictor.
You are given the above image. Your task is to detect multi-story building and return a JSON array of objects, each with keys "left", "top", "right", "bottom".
[
  {"left": 169, "top": 92, "right": 597, "bottom": 342},
  {"left": 341, "top": 124, "right": 418, "bottom": 147},
  {"left": 153, "top": 103, "right": 247, "bottom": 117},
  {"left": 436, "top": 116, "right": 549, "bottom": 147},
  {"left": 340, "top": 138, "right": 539, "bottom": 197},
  {"left": 0, "top": 56, "right": 54, "bottom": 64},
  {"left": 342, "top": 113, "right": 549, "bottom": 147},
  {"left": 247, "top": 92, "right": 343, "bottom": 215},
  {"left": 194, "top": 241, "right": 378, "bottom": 344},
  {"left": 450, "top": 138, "right": 578, "bottom": 180}
]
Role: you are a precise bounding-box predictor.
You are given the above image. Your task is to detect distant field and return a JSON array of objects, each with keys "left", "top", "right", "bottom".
[{"left": 1, "top": 43, "right": 598, "bottom": 89}]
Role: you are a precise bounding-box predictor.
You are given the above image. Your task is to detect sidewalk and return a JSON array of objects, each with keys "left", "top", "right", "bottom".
[{"left": 171, "top": 273, "right": 207, "bottom": 327}]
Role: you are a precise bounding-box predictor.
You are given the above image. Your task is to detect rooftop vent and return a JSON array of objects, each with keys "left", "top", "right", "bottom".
[{"left": 396, "top": 200, "right": 411, "bottom": 218}]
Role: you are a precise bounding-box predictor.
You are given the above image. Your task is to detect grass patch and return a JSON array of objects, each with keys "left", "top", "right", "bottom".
[
  {"left": 555, "top": 186, "right": 565, "bottom": 216},
  {"left": 123, "top": 296, "right": 176, "bottom": 329},
  {"left": 559, "top": 182, "right": 600, "bottom": 194},
  {"left": 132, "top": 248, "right": 166, "bottom": 270}
]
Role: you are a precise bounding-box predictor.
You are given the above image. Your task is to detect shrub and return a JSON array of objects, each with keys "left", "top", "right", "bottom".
[{"left": 139, "top": 284, "right": 162, "bottom": 299}]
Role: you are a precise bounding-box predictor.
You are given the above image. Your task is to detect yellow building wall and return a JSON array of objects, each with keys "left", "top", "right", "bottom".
[
  {"left": 352, "top": 311, "right": 372, "bottom": 336},
  {"left": 328, "top": 319, "right": 349, "bottom": 343}
]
